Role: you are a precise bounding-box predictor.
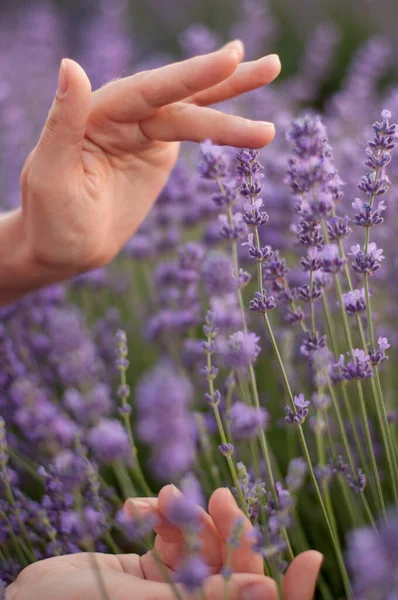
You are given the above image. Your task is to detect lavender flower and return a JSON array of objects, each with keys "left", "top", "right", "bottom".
[
  {"left": 352, "top": 198, "right": 386, "bottom": 227},
  {"left": 342, "top": 288, "right": 366, "bottom": 316},
  {"left": 242, "top": 233, "right": 273, "bottom": 262},
  {"left": 319, "top": 244, "right": 347, "bottom": 273},
  {"left": 223, "top": 331, "right": 261, "bottom": 369},
  {"left": 250, "top": 289, "right": 276, "bottom": 313},
  {"left": 347, "top": 511, "right": 398, "bottom": 599},
  {"left": 327, "top": 215, "right": 351, "bottom": 240},
  {"left": 136, "top": 360, "right": 196, "bottom": 480},
  {"left": 369, "top": 337, "right": 390, "bottom": 366},
  {"left": 286, "top": 457, "right": 307, "bottom": 492},
  {"left": 197, "top": 139, "right": 228, "bottom": 180},
  {"left": 342, "top": 350, "right": 373, "bottom": 381},
  {"left": 175, "top": 555, "right": 211, "bottom": 592},
  {"left": 229, "top": 402, "right": 268, "bottom": 440},
  {"left": 88, "top": 419, "right": 130, "bottom": 464},
  {"left": 285, "top": 394, "right": 310, "bottom": 425},
  {"left": 350, "top": 243, "right": 385, "bottom": 275}
]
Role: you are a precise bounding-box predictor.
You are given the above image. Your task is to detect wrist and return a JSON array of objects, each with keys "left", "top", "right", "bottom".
[{"left": 0, "top": 209, "right": 73, "bottom": 306}]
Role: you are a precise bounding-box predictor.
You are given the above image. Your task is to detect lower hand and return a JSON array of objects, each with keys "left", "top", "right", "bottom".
[{"left": 6, "top": 486, "right": 322, "bottom": 600}]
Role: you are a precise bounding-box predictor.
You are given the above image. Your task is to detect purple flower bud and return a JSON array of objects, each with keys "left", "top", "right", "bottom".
[
  {"left": 218, "top": 443, "right": 234, "bottom": 457},
  {"left": 350, "top": 243, "right": 385, "bottom": 275},
  {"left": 327, "top": 216, "right": 352, "bottom": 240},
  {"left": 242, "top": 233, "right": 273, "bottom": 262},
  {"left": 297, "top": 283, "right": 323, "bottom": 302},
  {"left": 198, "top": 139, "right": 228, "bottom": 180},
  {"left": 229, "top": 402, "right": 268, "bottom": 440},
  {"left": 204, "top": 390, "right": 221, "bottom": 406},
  {"left": 250, "top": 289, "right": 276, "bottom": 313},
  {"left": 342, "top": 288, "right": 366, "bottom": 316}
]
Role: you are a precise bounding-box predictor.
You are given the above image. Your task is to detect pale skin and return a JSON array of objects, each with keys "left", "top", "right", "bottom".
[
  {"left": 3, "top": 44, "right": 323, "bottom": 598},
  {"left": 6, "top": 486, "right": 323, "bottom": 600},
  {"left": 0, "top": 39, "right": 279, "bottom": 305}
]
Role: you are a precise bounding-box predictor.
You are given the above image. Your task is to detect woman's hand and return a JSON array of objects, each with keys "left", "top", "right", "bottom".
[
  {"left": 6, "top": 486, "right": 322, "bottom": 600},
  {"left": 125, "top": 485, "right": 323, "bottom": 599},
  {"left": 0, "top": 42, "right": 280, "bottom": 305}
]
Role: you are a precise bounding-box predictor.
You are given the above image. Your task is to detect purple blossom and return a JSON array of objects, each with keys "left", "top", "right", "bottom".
[
  {"left": 297, "top": 283, "right": 323, "bottom": 302},
  {"left": 342, "top": 350, "right": 373, "bottom": 381},
  {"left": 286, "top": 457, "right": 307, "bottom": 492},
  {"left": 352, "top": 198, "right": 386, "bottom": 227},
  {"left": 175, "top": 555, "right": 211, "bottom": 592},
  {"left": 319, "top": 244, "right": 347, "bottom": 273},
  {"left": 347, "top": 511, "right": 398, "bottom": 599},
  {"left": 200, "top": 252, "right": 237, "bottom": 296},
  {"left": 218, "top": 443, "right": 234, "bottom": 457},
  {"left": 250, "top": 289, "right": 276, "bottom": 313},
  {"left": 242, "top": 197, "right": 269, "bottom": 228},
  {"left": 166, "top": 474, "right": 204, "bottom": 536},
  {"left": 350, "top": 243, "right": 385, "bottom": 275},
  {"left": 136, "top": 360, "right": 196, "bottom": 480},
  {"left": 327, "top": 215, "right": 352, "bottom": 240},
  {"left": 300, "top": 331, "right": 327, "bottom": 356},
  {"left": 223, "top": 331, "right": 261, "bottom": 369},
  {"left": 285, "top": 394, "right": 310, "bottom": 425},
  {"left": 242, "top": 233, "right": 273, "bottom": 262},
  {"left": 342, "top": 288, "right": 366, "bottom": 316},
  {"left": 300, "top": 247, "right": 322, "bottom": 272},
  {"left": 197, "top": 139, "right": 228, "bottom": 180},
  {"left": 229, "top": 402, "right": 268, "bottom": 440},
  {"left": 369, "top": 337, "right": 390, "bottom": 366},
  {"left": 88, "top": 419, "right": 130, "bottom": 464},
  {"left": 218, "top": 213, "right": 247, "bottom": 241}
]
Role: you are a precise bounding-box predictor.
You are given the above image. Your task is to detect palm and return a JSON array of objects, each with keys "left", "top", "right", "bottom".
[{"left": 21, "top": 44, "right": 280, "bottom": 274}]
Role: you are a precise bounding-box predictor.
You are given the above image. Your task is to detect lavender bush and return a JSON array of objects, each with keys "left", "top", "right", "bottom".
[{"left": 1, "top": 1, "right": 398, "bottom": 598}]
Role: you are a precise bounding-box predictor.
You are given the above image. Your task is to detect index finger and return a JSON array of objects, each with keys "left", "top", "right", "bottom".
[{"left": 91, "top": 43, "right": 244, "bottom": 123}]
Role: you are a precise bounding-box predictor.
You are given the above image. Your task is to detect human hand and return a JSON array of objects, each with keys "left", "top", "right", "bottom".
[
  {"left": 6, "top": 485, "right": 322, "bottom": 600},
  {"left": 1, "top": 42, "right": 280, "bottom": 303},
  {"left": 124, "top": 485, "right": 323, "bottom": 599}
]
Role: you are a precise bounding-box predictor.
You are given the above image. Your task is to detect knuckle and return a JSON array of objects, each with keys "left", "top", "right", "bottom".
[{"left": 44, "top": 110, "right": 62, "bottom": 138}]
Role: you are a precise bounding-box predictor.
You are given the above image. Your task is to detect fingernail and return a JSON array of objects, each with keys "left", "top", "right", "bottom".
[
  {"left": 127, "top": 498, "right": 152, "bottom": 515},
  {"left": 169, "top": 484, "right": 181, "bottom": 497},
  {"left": 257, "top": 122, "right": 276, "bottom": 136},
  {"left": 241, "top": 582, "right": 272, "bottom": 600},
  {"left": 267, "top": 53, "right": 280, "bottom": 62},
  {"left": 224, "top": 487, "right": 237, "bottom": 505},
  {"left": 57, "top": 59, "right": 68, "bottom": 97}
]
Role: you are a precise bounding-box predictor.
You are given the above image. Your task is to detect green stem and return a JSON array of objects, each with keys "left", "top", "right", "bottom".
[
  {"left": 119, "top": 366, "right": 153, "bottom": 497},
  {"left": 217, "top": 177, "right": 277, "bottom": 498},
  {"left": 320, "top": 220, "right": 385, "bottom": 516},
  {"left": 309, "top": 270, "right": 315, "bottom": 332},
  {"left": 337, "top": 226, "right": 398, "bottom": 506},
  {"left": 260, "top": 310, "right": 352, "bottom": 596}
]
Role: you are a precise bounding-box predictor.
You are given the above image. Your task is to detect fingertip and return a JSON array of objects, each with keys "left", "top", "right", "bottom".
[
  {"left": 251, "top": 121, "right": 276, "bottom": 148},
  {"left": 283, "top": 550, "right": 324, "bottom": 600},
  {"left": 222, "top": 39, "right": 245, "bottom": 61},
  {"left": 123, "top": 497, "right": 158, "bottom": 518},
  {"left": 209, "top": 487, "right": 238, "bottom": 515}
]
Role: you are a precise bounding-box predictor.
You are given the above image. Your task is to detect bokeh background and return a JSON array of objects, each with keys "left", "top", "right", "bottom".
[{"left": 2, "top": 3, "right": 398, "bottom": 597}]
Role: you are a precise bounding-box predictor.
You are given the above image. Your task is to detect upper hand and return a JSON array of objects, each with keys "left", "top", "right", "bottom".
[{"left": 15, "top": 42, "right": 280, "bottom": 286}]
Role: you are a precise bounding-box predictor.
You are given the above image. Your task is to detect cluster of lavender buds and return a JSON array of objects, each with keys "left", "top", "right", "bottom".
[{"left": 2, "top": 3, "right": 398, "bottom": 599}]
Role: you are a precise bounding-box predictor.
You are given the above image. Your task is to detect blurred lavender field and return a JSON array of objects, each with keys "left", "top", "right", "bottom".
[{"left": 1, "top": 1, "right": 398, "bottom": 598}]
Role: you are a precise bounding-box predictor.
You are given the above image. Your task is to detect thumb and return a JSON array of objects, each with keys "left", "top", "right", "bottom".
[{"left": 36, "top": 59, "right": 91, "bottom": 173}]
